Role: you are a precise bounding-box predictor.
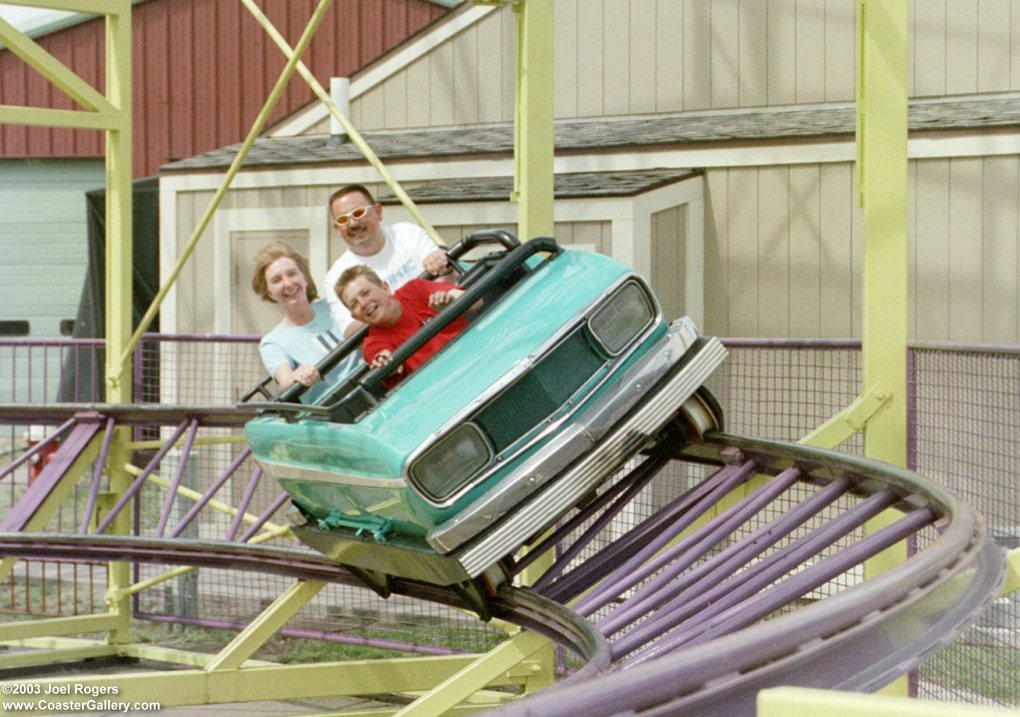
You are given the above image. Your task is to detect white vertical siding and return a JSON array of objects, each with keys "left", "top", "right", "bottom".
[
  {"left": 981, "top": 157, "right": 1020, "bottom": 343},
  {"left": 651, "top": 205, "right": 686, "bottom": 322},
  {"left": 343, "top": 0, "right": 1020, "bottom": 130},
  {"left": 913, "top": 161, "right": 951, "bottom": 340},
  {"left": 947, "top": 159, "right": 984, "bottom": 342},
  {"left": 788, "top": 164, "right": 822, "bottom": 338},
  {"left": 698, "top": 158, "right": 1020, "bottom": 343}
]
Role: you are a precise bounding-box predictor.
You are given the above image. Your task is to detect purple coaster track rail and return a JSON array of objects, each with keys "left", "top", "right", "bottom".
[
  {"left": 487, "top": 432, "right": 1003, "bottom": 717},
  {"left": 0, "top": 404, "right": 1004, "bottom": 716}
]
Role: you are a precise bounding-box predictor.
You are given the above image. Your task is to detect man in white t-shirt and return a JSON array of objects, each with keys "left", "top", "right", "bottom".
[{"left": 323, "top": 184, "right": 449, "bottom": 337}]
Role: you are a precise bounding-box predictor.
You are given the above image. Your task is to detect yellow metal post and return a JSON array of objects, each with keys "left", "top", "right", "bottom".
[
  {"left": 104, "top": 2, "right": 134, "bottom": 400},
  {"left": 513, "top": 0, "right": 555, "bottom": 241},
  {"left": 857, "top": 0, "right": 909, "bottom": 696},
  {"left": 510, "top": 0, "right": 558, "bottom": 691},
  {"left": 102, "top": 0, "right": 135, "bottom": 647}
]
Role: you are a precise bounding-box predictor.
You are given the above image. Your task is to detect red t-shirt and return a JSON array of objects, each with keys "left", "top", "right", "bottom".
[{"left": 363, "top": 279, "right": 468, "bottom": 385}]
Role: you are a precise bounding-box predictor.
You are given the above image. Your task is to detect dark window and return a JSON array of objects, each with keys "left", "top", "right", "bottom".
[{"left": 0, "top": 321, "right": 30, "bottom": 337}]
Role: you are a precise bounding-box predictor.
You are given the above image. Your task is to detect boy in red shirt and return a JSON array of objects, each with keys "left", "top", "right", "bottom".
[{"left": 335, "top": 264, "right": 473, "bottom": 384}]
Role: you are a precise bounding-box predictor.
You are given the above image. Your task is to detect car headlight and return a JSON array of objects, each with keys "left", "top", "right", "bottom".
[
  {"left": 588, "top": 281, "right": 655, "bottom": 355},
  {"left": 409, "top": 423, "right": 493, "bottom": 501}
]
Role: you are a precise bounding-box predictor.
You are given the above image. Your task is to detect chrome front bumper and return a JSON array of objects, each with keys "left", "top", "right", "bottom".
[{"left": 429, "top": 317, "right": 727, "bottom": 573}]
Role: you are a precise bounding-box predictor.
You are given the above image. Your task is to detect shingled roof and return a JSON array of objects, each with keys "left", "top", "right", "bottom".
[
  {"left": 162, "top": 92, "right": 1020, "bottom": 174},
  {"left": 375, "top": 169, "right": 702, "bottom": 204}
]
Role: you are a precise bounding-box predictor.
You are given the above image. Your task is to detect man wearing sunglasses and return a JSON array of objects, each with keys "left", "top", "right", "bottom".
[{"left": 323, "top": 183, "right": 450, "bottom": 337}]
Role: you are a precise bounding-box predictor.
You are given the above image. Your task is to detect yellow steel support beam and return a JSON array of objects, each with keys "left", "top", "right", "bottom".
[
  {"left": 205, "top": 580, "right": 326, "bottom": 671},
  {"left": 0, "top": 614, "right": 122, "bottom": 643},
  {"left": 512, "top": 0, "right": 555, "bottom": 241},
  {"left": 102, "top": 0, "right": 133, "bottom": 399},
  {"left": 857, "top": 0, "right": 909, "bottom": 697},
  {"left": 112, "top": 0, "right": 333, "bottom": 380},
  {"left": 759, "top": 687, "right": 1020, "bottom": 717},
  {"left": 0, "top": 655, "right": 532, "bottom": 713},
  {"left": 0, "top": 643, "right": 118, "bottom": 670},
  {"left": 509, "top": 0, "right": 559, "bottom": 694},
  {"left": 0, "top": 7, "right": 138, "bottom": 647},
  {"left": 392, "top": 630, "right": 552, "bottom": 717},
  {"left": 857, "top": 0, "right": 909, "bottom": 466},
  {"left": 0, "top": 104, "right": 118, "bottom": 129},
  {"left": 0, "top": 1, "right": 117, "bottom": 12},
  {"left": 122, "top": 643, "right": 274, "bottom": 669},
  {"left": 95, "top": 0, "right": 135, "bottom": 651}
]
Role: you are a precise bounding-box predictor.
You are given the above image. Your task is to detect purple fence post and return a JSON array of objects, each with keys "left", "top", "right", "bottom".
[{"left": 134, "top": 337, "right": 145, "bottom": 404}]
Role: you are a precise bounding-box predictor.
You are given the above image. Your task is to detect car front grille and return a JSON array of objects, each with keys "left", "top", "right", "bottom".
[{"left": 474, "top": 328, "right": 606, "bottom": 453}]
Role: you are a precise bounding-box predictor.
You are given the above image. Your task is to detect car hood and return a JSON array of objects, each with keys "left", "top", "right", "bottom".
[{"left": 245, "top": 249, "right": 633, "bottom": 480}]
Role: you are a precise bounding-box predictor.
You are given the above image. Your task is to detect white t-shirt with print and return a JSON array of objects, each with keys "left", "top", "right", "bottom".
[{"left": 323, "top": 222, "right": 438, "bottom": 332}]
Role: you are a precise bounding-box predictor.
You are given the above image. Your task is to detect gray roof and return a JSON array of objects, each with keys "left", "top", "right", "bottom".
[
  {"left": 162, "top": 92, "right": 1020, "bottom": 174},
  {"left": 377, "top": 169, "right": 701, "bottom": 204}
]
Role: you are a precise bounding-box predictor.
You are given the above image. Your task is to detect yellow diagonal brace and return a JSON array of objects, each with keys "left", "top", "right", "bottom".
[
  {"left": 392, "top": 630, "right": 550, "bottom": 717},
  {"left": 205, "top": 580, "right": 326, "bottom": 671},
  {"left": 127, "top": 435, "right": 247, "bottom": 451},
  {"left": 238, "top": 0, "right": 444, "bottom": 248},
  {"left": 111, "top": 0, "right": 333, "bottom": 383},
  {"left": 799, "top": 383, "right": 892, "bottom": 450},
  {"left": 0, "top": 17, "right": 115, "bottom": 113},
  {"left": 999, "top": 547, "right": 1019, "bottom": 598}
]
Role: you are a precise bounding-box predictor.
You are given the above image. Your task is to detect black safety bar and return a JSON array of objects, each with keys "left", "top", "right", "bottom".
[
  {"left": 353, "top": 236, "right": 560, "bottom": 399},
  {"left": 303, "top": 235, "right": 560, "bottom": 421},
  {"left": 239, "top": 229, "right": 523, "bottom": 408}
]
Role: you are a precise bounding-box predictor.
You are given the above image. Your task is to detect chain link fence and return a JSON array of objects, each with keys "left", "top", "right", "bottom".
[{"left": 0, "top": 334, "right": 1016, "bottom": 703}]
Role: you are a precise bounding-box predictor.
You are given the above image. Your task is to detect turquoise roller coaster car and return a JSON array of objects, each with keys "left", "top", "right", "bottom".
[{"left": 243, "top": 232, "right": 727, "bottom": 607}]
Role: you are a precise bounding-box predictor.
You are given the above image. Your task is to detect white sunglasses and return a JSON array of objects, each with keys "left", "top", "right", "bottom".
[{"left": 332, "top": 204, "right": 374, "bottom": 227}]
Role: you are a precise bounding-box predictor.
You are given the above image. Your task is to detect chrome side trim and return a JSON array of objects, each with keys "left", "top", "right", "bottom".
[
  {"left": 426, "top": 318, "right": 721, "bottom": 560},
  {"left": 255, "top": 459, "right": 406, "bottom": 490}
]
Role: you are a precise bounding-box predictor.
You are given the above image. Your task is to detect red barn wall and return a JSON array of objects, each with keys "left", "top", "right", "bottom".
[{"left": 0, "top": 0, "right": 450, "bottom": 178}]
